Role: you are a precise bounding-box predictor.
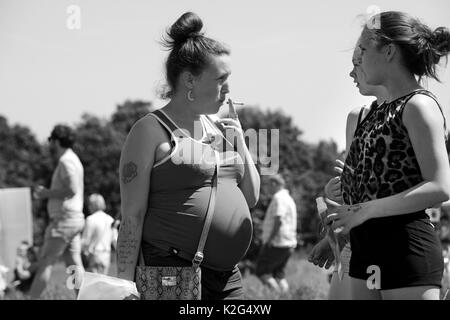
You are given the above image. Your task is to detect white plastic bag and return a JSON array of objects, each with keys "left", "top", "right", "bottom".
[{"left": 77, "top": 272, "right": 140, "bottom": 300}]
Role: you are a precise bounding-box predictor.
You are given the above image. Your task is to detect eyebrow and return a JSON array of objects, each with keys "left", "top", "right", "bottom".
[{"left": 216, "top": 71, "right": 230, "bottom": 79}]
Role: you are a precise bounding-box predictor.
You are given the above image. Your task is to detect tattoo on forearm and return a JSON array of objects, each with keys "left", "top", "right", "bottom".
[
  {"left": 122, "top": 162, "right": 138, "bottom": 184},
  {"left": 117, "top": 216, "right": 141, "bottom": 274},
  {"left": 349, "top": 204, "right": 362, "bottom": 212}
]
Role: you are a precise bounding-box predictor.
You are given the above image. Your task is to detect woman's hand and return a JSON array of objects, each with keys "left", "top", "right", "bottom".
[
  {"left": 324, "top": 159, "right": 345, "bottom": 202},
  {"left": 215, "top": 118, "right": 245, "bottom": 147},
  {"left": 325, "top": 198, "right": 370, "bottom": 234},
  {"left": 308, "top": 238, "right": 334, "bottom": 269}
]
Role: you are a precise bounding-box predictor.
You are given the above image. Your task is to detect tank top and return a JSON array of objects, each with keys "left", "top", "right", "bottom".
[
  {"left": 142, "top": 109, "right": 253, "bottom": 271},
  {"left": 341, "top": 89, "right": 446, "bottom": 206},
  {"left": 341, "top": 89, "right": 446, "bottom": 254}
]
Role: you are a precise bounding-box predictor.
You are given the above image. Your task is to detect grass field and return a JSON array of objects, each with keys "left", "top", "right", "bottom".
[{"left": 2, "top": 249, "right": 330, "bottom": 300}]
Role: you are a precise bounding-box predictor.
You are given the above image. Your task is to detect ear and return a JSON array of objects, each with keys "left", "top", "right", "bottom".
[
  {"left": 180, "top": 70, "right": 196, "bottom": 90},
  {"left": 385, "top": 43, "right": 396, "bottom": 62}
]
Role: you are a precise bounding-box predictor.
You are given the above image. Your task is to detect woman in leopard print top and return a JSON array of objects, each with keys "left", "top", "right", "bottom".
[{"left": 327, "top": 11, "right": 450, "bottom": 299}]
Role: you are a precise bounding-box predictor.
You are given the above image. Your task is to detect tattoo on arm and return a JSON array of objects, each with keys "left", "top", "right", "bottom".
[
  {"left": 122, "top": 162, "right": 138, "bottom": 184},
  {"left": 117, "top": 216, "right": 141, "bottom": 275}
]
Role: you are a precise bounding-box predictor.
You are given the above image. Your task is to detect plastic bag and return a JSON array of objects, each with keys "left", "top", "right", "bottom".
[{"left": 77, "top": 272, "right": 140, "bottom": 300}]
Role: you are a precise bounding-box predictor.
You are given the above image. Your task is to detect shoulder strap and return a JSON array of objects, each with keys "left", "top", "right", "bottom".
[
  {"left": 138, "top": 150, "right": 220, "bottom": 269},
  {"left": 191, "top": 150, "right": 220, "bottom": 269},
  {"left": 152, "top": 109, "right": 178, "bottom": 132}
]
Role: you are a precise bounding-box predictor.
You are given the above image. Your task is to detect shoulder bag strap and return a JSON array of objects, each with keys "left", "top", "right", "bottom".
[
  {"left": 191, "top": 150, "right": 220, "bottom": 269},
  {"left": 138, "top": 150, "right": 220, "bottom": 269}
]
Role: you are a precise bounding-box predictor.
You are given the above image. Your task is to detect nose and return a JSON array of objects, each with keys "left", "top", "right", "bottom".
[
  {"left": 222, "top": 82, "right": 230, "bottom": 94},
  {"left": 349, "top": 67, "right": 356, "bottom": 79}
]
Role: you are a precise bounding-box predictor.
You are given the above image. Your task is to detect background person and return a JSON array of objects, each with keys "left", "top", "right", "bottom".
[
  {"left": 81, "top": 194, "right": 115, "bottom": 275},
  {"left": 256, "top": 174, "right": 297, "bottom": 293},
  {"left": 29, "top": 124, "right": 85, "bottom": 299}
]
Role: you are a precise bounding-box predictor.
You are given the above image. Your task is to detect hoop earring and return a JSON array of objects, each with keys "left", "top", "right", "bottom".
[{"left": 187, "top": 90, "right": 195, "bottom": 102}]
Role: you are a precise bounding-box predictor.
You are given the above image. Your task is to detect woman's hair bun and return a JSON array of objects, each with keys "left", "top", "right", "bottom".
[
  {"left": 167, "top": 12, "right": 204, "bottom": 46},
  {"left": 431, "top": 26, "right": 450, "bottom": 55}
]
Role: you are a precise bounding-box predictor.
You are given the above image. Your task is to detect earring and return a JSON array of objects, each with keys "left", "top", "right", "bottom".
[{"left": 187, "top": 90, "right": 195, "bottom": 102}]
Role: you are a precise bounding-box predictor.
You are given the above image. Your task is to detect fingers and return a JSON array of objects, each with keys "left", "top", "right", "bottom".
[
  {"left": 325, "top": 197, "right": 341, "bottom": 208},
  {"left": 216, "top": 118, "right": 240, "bottom": 126},
  {"left": 334, "top": 159, "right": 344, "bottom": 175},
  {"left": 324, "top": 257, "right": 334, "bottom": 269},
  {"left": 325, "top": 213, "right": 338, "bottom": 225},
  {"left": 335, "top": 159, "right": 345, "bottom": 168},
  {"left": 228, "top": 99, "right": 238, "bottom": 120}
]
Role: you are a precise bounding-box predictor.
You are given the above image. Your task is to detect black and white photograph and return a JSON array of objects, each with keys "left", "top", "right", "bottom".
[{"left": 1, "top": 0, "right": 450, "bottom": 309}]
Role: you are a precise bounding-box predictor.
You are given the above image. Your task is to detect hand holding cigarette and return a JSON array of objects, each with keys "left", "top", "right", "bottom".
[{"left": 227, "top": 98, "right": 244, "bottom": 120}]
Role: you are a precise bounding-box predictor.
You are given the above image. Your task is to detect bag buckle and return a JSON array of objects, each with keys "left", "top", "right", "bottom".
[
  {"left": 161, "top": 276, "right": 177, "bottom": 286},
  {"left": 192, "top": 251, "right": 203, "bottom": 269}
]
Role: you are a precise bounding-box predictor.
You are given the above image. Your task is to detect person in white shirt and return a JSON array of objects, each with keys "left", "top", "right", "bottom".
[
  {"left": 81, "top": 194, "right": 115, "bottom": 275},
  {"left": 256, "top": 174, "right": 297, "bottom": 293},
  {"left": 30, "top": 124, "right": 85, "bottom": 299}
]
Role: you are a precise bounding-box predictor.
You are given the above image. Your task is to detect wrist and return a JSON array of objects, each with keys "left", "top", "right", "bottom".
[{"left": 361, "top": 201, "right": 374, "bottom": 222}]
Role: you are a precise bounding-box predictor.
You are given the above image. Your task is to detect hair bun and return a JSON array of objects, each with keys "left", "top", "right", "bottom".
[
  {"left": 431, "top": 27, "right": 450, "bottom": 54},
  {"left": 168, "top": 12, "right": 204, "bottom": 45}
]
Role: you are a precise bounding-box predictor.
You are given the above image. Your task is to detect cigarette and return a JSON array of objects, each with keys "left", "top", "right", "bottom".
[{"left": 227, "top": 99, "right": 244, "bottom": 106}]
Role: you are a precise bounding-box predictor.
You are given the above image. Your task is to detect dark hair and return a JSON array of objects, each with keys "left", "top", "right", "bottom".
[
  {"left": 365, "top": 11, "right": 450, "bottom": 82},
  {"left": 161, "top": 12, "right": 230, "bottom": 98},
  {"left": 49, "top": 124, "right": 76, "bottom": 148}
]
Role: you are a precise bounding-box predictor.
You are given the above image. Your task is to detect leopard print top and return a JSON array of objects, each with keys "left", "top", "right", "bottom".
[{"left": 341, "top": 89, "right": 446, "bottom": 205}]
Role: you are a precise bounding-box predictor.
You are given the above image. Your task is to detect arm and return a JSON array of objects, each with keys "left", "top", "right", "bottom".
[
  {"left": 324, "top": 107, "right": 361, "bottom": 203},
  {"left": 265, "top": 195, "right": 283, "bottom": 245},
  {"left": 81, "top": 218, "right": 93, "bottom": 252},
  {"left": 116, "top": 117, "right": 157, "bottom": 281},
  {"left": 328, "top": 96, "right": 450, "bottom": 233},
  {"left": 236, "top": 136, "right": 261, "bottom": 208},
  {"left": 35, "top": 161, "right": 78, "bottom": 199},
  {"left": 216, "top": 118, "right": 260, "bottom": 208}
]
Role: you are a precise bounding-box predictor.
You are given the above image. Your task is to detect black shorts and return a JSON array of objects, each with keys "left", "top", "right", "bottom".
[
  {"left": 141, "top": 241, "right": 244, "bottom": 300},
  {"left": 255, "top": 245, "right": 294, "bottom": 279},
  {"left": 349, "top": 212, "right": 444, "bottom": 290}
]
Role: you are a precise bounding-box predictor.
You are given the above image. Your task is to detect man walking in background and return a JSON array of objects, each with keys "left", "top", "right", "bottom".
[
  {"left": 30, "top": 124, "right": 85, "bottom": 299},
  {"left": 256, "top": 174, "right": 298, "bottom": 293}
]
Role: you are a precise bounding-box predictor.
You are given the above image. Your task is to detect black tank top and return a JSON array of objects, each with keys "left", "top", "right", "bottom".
[{"left": 142, "top": 110, "right": 253, "bottom": 271}]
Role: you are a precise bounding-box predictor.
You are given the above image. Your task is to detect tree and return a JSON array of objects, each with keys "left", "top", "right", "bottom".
[
  {"left": 74, "top": 100, "right": 155, "bottom": 218},
  {"left": 236, "top": 107, "right": 341, "bottom": 262},
  {"left": 111, "top": 99, "right": 155, "bottom": 136}
]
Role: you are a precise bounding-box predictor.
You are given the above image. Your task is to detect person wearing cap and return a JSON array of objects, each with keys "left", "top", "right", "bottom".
[{"left": 30, "top": 124, "right": 85, "bottom": 299}]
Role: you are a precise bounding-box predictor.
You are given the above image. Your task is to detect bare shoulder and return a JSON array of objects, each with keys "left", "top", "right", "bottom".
[
  {"left": 347, "top": 106, "right": 363, "bottom": 122},
  {"left": 125, "top": 113, "right": 167, "bottom": 146},
  {"left": 403, "top": 94, "right": 444, "bottom": 127}
]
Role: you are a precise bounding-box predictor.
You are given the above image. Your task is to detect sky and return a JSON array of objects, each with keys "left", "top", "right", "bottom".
[{"left": 1, "top": 0, "right": 449, "bottom": 151}]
